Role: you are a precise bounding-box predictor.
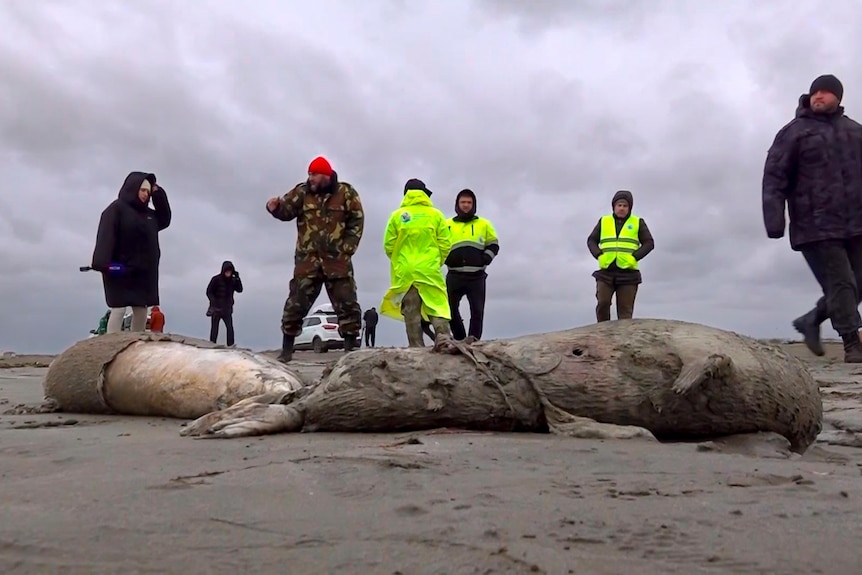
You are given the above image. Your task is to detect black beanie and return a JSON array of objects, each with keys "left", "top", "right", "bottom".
[{"left": 809, "top": 74, "right": 843, "bottom": 102}]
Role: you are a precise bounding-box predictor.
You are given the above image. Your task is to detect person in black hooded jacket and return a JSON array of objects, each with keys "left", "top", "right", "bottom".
[
  {"left": 206, "top": 260, "right": 244, "bottom": 347},
  {"left": 586, "top": 190, "right": 654, "bottom": 322},
  {"left": 91, "top": 171, "right": 171, "bottom": 333},
  {"left": 444, "top": 188, "right": 500, "bottom": 342}
]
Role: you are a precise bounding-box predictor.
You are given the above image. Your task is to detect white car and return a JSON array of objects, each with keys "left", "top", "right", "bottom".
[{"left": 295, "top": 313, "right": 344, "bottom": 353}]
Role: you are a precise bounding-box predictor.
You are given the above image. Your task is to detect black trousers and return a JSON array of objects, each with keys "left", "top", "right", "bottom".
[
  {"left": 447, "top": 272, "right": 487, "bottom": 340},
  {"left": 364, "top": 325, "right": 377, "bottom": 347},
  {"left": 210, "top": 313, "right": 235, "bottom": 347},
  {"left": 800, "top": 237, "right": 862, "bottom": 336}
]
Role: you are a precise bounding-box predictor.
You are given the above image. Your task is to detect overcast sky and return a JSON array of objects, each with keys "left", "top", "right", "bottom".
[{"left": 2, "top": 0, "right": 860, "bottom": 353}]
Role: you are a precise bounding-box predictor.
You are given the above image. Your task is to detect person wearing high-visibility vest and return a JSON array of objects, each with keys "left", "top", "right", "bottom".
[
  {"left": 586, "top": 190, "right": 655, "bottom": 322},
  {"left": 444, "top": 188, "right": 500, "bottom": 343}
]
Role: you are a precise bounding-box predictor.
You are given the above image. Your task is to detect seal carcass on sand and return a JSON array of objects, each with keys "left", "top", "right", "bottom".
[
  {"left": 182, "top": 318, "right": 824, "bottom": 453},
  {"left": 41, "top": 332, "right": 308, "bottom": 419}
]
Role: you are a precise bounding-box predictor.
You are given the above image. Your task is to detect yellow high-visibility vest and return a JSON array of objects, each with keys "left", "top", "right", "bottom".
[{"left": 597, "top": 214, "right": 641, "bottom": 270}]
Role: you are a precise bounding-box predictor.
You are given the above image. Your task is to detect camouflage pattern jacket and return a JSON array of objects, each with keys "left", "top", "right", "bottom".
[{"left": 270, "top": 175, "right": 364, "bottom": 278}]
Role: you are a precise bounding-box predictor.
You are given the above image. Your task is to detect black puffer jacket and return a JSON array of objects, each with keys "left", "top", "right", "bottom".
[
  {"left": 91, "top": 171, "right": 172, "bottom": 307},
  {"left": 762, "top": 94, "right": 862, "bottom": 250},
  {"left": 206, "top": 260, "right": 244, "bottom": 315}
]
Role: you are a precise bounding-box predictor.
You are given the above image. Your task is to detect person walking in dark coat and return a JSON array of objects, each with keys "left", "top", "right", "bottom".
[
  {"left": 206, "top": 261, "right": 244, "bottom": 347},
  {"left": 91, "top": 171, "right": 171, "bottom": 333},
  {"left": 763, "top": 74, "right": 862, "bottom": 363},
  {"left": 586, "top": 190, "right": 655, "bottom": 322},
  {"left": 362, "top": 307, "right": 379, "bottom": 347}
]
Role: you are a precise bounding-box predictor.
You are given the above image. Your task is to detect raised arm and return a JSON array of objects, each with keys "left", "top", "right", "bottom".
[
  {"left": 762, "top": 124, "right": 799, "bottom": 239},
  {"left": 269, "top": 184, "right": 305, "bottom": 221},
  {"left": 151, "top": 184, "right": 172, "bottom": 231}
]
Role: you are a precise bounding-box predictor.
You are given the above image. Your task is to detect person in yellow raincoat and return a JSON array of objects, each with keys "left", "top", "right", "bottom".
[{"left": 380, "top": 178, "right": 454, "bottom": 348}]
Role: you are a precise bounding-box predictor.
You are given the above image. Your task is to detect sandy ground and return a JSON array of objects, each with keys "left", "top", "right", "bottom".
[{"left": 2, "top": 346, "right": 862, "bottom": 574}]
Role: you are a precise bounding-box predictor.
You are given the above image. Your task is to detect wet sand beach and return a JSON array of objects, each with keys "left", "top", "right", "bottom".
[{"left": 2, "top": 344, "right": 862, "bottom": 574}]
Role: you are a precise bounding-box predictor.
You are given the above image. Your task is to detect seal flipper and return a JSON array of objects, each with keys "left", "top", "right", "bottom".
[{"left": 672, "top": 353, "right": 734, "bottom": 395}]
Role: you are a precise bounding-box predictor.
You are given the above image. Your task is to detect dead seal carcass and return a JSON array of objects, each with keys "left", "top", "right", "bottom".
[
  {"left": 182, "top": 318, "right": 823, "bottom": 453},
  {"left": 41, "top": 332, "right": 308, "bottom": 419}
]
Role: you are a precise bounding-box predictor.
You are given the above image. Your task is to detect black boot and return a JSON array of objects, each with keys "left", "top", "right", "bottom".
[
  {"left": 841, "top": 331, "right": 862, "bottom": 363},
  {"left": 343, "top": 335, "right": 358, "bottom": 352},
  {"left": 792, "top": 309, "right": 825, "bottom": 357},
  {"left": 277, "top": 333, "right": 295, "bottom": 363}
]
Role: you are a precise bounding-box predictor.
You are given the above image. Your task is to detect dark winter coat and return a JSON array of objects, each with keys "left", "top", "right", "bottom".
[
  {"left": 586, "top": 190, "right": 655, "bottom": 285},
  {"left": 91, "top": 172, "right": 172, "bottom": 308},
  {"left": 762, "top": 94, "right": 862, "bottom": 250},
  {"left": 206, "top": 261, "right": 244, "bottom": 316},
  {"left": 363, "top": 308, "right": 379, "bottom": 327}
]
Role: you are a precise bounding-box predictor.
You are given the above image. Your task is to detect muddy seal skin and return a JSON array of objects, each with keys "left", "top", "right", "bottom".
[
  {"left": 182, "top": 319, "right": 823, "bottom": 454},
  {"left": 42, "top": 332, "right": 307, "bottom": 419}
]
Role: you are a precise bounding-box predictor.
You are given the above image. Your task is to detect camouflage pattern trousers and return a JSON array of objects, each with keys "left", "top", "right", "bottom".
[{"left": 281, "top": 273, "right": 362, "bottom": 338}]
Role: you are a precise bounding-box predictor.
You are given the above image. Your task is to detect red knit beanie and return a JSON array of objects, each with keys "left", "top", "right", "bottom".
[{"left": 308, "top": 156, "right": 333, "bottom": 177}]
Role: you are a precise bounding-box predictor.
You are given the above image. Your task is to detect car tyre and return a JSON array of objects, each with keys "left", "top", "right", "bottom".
[{"left": 313, "top": 337, "right": 327, "bottom": 354}]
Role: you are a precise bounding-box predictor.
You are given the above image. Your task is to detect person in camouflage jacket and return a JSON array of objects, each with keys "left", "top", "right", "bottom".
[{"left": 266, "top": 156, "right": 365, "bottom": 362}]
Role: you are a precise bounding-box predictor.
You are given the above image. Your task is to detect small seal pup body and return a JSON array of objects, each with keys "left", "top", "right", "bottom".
[
  {"left": 42, "top": 332, "right": 307, "bottom": 419},
  {"left": 182, "top": 319, "right": 823, "bottom": 453}
]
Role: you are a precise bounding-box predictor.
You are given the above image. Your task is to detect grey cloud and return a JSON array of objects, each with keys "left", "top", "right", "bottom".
[{"left": 2, "top": 1, "right": 862, "bottom": 353}]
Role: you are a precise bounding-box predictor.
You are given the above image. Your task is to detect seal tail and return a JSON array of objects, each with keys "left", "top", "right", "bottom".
[{"left": 671, "top": 354, "right": 734, "bottom": 395}]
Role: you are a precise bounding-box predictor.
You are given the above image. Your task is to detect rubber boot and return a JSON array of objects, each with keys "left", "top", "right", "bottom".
[
  {"left": 277, "top": 333, "right": 295, "bottom": 363},
  {"left": 792, "top": 308, "right": 825, "bottom": 357},
  {"left": 841, "top": 331, "right": 862, "bottom": 363},
  {"left": 343, "top": 335, "right": 358, "bottom": 352},
  {"left": 430, "top": 317, "right": 457, "bottom": 353}
]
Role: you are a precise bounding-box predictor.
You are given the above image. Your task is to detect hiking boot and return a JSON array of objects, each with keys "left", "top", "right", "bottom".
[
  {"left": 464, "top": 335, "right": 478, "bottom": 345},
  {"left": 343, "top": 335, "right": 358, "bottom": 353},
  {"left": 276, "top": 334, "right": 295, "bottom": 363},
  {"left": 841, "top": 332, "right": 862, "bottom": 363},
  {"left": 792, "top": 310, "right": 825, "bottom": 356}
]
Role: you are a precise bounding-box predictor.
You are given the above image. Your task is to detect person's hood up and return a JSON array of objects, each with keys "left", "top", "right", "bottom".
[
  {"left": 611, "top": 190, "right": 633, "bottom": 217},
  {"left": 454, "top": 188, "right": 477, "bottom": 222},
  {"left": 401, "top": 189, "right": 434, "bottom": 208},
  {"left": 221, "top": 260, "right": 235, "bottom": 273},
  {"left": 118, "top": 171, "right": 156, "bottom": 210}
]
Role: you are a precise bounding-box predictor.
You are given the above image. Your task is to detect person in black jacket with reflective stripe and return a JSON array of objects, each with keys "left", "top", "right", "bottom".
[
  {"left": 763, "top": 74, "right": 862, "bottom": 363},
  {"left": 206, "top": 260, "right": 244, "bottom": 347}
]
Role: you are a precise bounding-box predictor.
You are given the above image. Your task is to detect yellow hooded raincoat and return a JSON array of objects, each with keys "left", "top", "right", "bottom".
[{"left": 380, "top": 190, "right": 452, "bottom": 322}]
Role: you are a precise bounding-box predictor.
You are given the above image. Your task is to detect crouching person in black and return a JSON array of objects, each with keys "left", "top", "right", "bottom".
[{"left": 206, "top": 260, "right": 244, "bottom": 347}]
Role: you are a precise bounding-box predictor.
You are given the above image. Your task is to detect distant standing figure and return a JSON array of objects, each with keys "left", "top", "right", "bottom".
[
  {"left": 444, "top": 188, "right": 499, "bottom": 343},
  {"left": 586, "top": 190, "right": 654, "bottom": 322},
  {"left": 206, "top": 261, "right": 244, "bottom": 347},
  {"left": 91, "top": 171, "right": 171, "bottom": 333},
  {"left": 381, "top": 178, "right": 453, "bottom": 349},
  {"left": 363, "top": 307, "right": 379, "bottom": 347},
  {"left": 149, "top": 305, "right": 165, "bottom": 333},
  {"left": 763, "top": 74, "right": 862, "bottom": 363},
  {"left": 266, "top": 156, "right": 365, "bottom": 362}
]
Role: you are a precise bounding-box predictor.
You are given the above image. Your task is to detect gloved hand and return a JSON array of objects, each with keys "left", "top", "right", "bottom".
[
  {"left": 106, "top": 262, "right": 127, "bottom": 275},
  {"left": 482, "top": 253, "right": 493, "bottom": 266}
]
